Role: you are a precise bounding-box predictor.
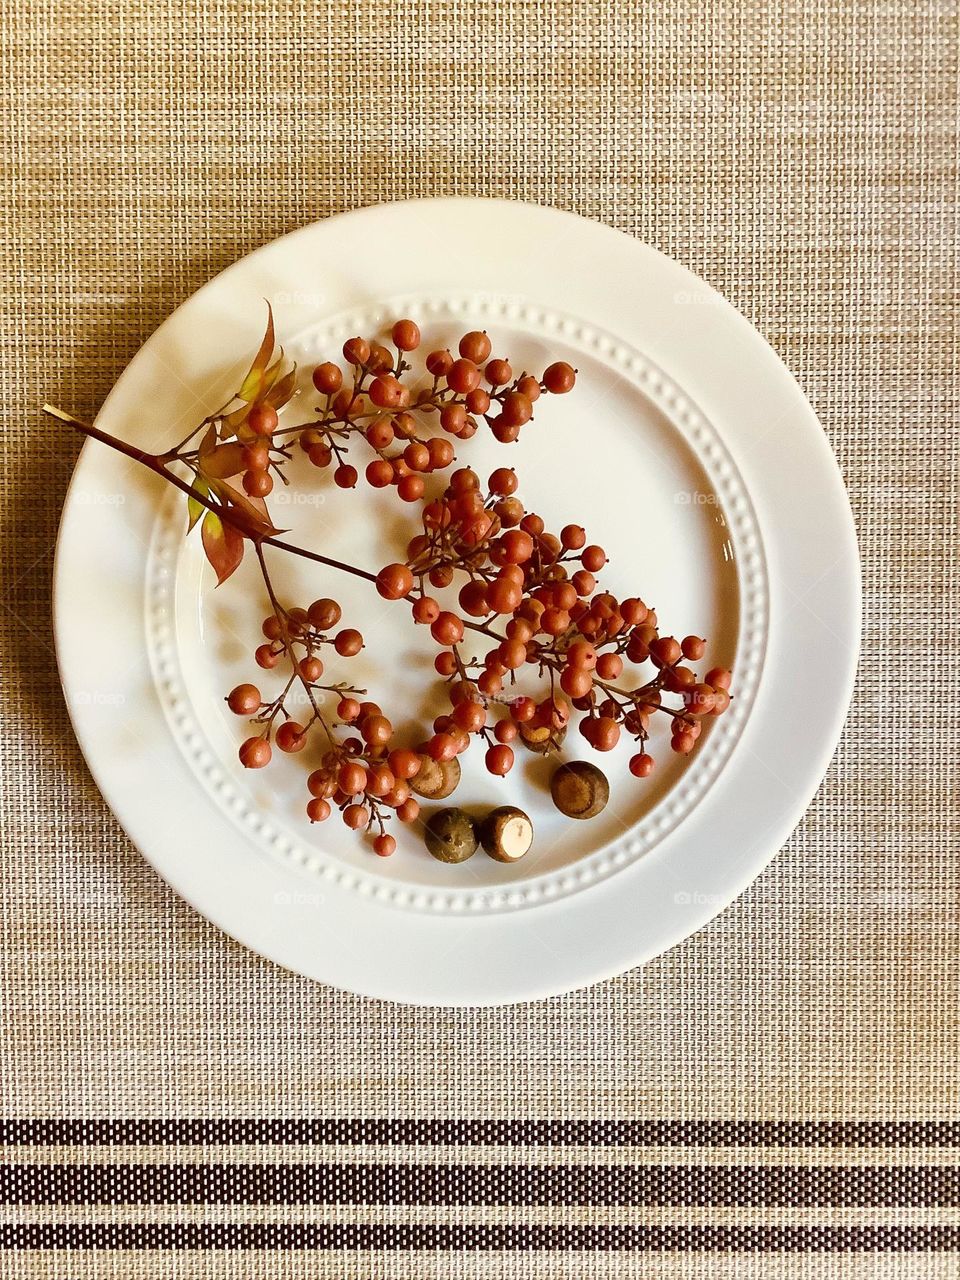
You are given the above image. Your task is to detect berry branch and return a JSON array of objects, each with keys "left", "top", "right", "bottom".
[{"left": 44, "top": 311, "right": 733, "bottom": 860}]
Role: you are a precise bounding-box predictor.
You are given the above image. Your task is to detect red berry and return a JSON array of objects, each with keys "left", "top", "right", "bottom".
[
  {"left": 337, "top": 697, "right": 361, "bottom": 722},
  {"left": 434, "top": 651, "right": 457, "bottom": 676},
  {"left": 494, "top": 719, "right": 518, "bottom": 744},
  {"left": 706, "top": 667, "right": 733, "bottom": 691},
  {"left": 581, "top": 545, "right": 607, "bottom": 572},
  {"left": 486, "top": 578, "right": 522, "bottom": 615},
  {"left": 255, "top": 644, "right": 280, "bottom": 669},
  {"left": 517, "top": 374, "right": 541, "bottom": 401},
  {"left": 338, "top": 761, "right": 368, "bottom": 795},
  {"left": 299, "top": 656, "right": 324, "bottom": 682},
  {"left": 620, "top": 598, "right": 648, "bottom": 626},
  {"left": 343, "top": 803, "right": 368, "bottom": 830},
  {"left": 361, "top": 714, "right": 393, "bottom": 748},
  {"left": 489, "top": 467, "right": 518, "bottom": 496},
  {"left": 307, "top": 797, "right": 332, "bottom": 822},
  {"left": 511, "top": 696, "right": 537, "bottom": 723},
  {"left": 397, "top": 474, "right": 425, "bottom": 502},
  {"left": 426, "top": 437, "right": 454, "bottom": 469},
  {"left": 629, "top": 753, "right": 655, "bottom": 778},
  {"left": 466, "top": 387, "right": 491, "bottom": 414},
  {"left": 561, "top": 666, "right": 593, "bottom": 698},
  {"left": 427, "top": 733, "right": 458, "bottom": 762},
  {"left": 710, "top": 688, "right": 732, "bottom": 715},
  {"left": 566, "top": 640, "right": 597, "bottom": 670},
  {"left": 334, "top": 629, "right": 363, "bottom": 656},
  {"left": 227, "top": 684, "right": 261, "bottom": 715},
  {"left": 376, "top": 563, "right": 414, "bottom": 600},
  {"left": 485, "top": 744, "right": 514, "bottom": 776},
  {"left": 276, "top": 721, "right": 307, "bottom": 753},
  {"left": 447, "top": 358, "right": 481, "bottom": 394},
  {"left": 308, "top": 598, "right": 341, "bottom": 630},
  {"left": 373, "top": 833, "right": 397, "bottom": 857},
  {"left": 248, "top": 402, "right": 278, "bottom": 436},
  {"left": 342, "top": 336, "right": 370, "bottom": 366},
  {"left": 593, "top": 716, "right": 621, "bottom": 751},
  {"left": 366, "top": 459, "right": 394, "bottom": 488},
  {"left": 397, "top": 797, "right": 420, "bottom": 823},
  {"left": 684, "top": 683, "right": 717, "bottom": 716},
  {"left": 500, "top": 529, "right": 534, "bottom": 564},
  {"left": 650, "top": 636, "right": 682, "bottom": 667},
  {"left": 367, "top": 375, "right": 401, "bottom": 409},
  {"left": 543, "top": 361, "right": 576, "bottom": 393},
  {"left": 500, "top": 391, "right": 532, "bottom": 427},
  {"left": 440, "top": 403, "right": 467, "bottom": 435},
  {"left": 388, "top": 749, "right": 422, "bottom": 780},
  {"left": 478, "top": 670, "right": 503, "bottom": 696},
  {"left": 426, "top": 349, "right": 454, "bottom": 376},
  {"left": 312, "top": 362, "right": 343, "bottom": 395},
  {"left": 682, "top": 635, "right": 707, "bottom": 661},
  {"left": 242, "top": 442, "right": 270, "bottom": 471},
  {"left": 430, "top": 611, "right": 465, "bottom": 646},
  {"left": 368, "top": 343, "right": 392, "bottom": 372},
  {"left": 498, "top": 638, "right": 527, "bottom": 670},
  {"left": 391, "top": 318, "right": 420, "bottom": 351},
  {"left": 459, "top": 330, "right": 492, "bottom": 363},
  {"left": 484, "top": 358, "right": 512, "bottom": 386},
  {"left": 561, "top": 524, "right": 586, "bottom": 550},
  {"left": 596, "top": 652, "right": 623, "bottom": 680},
  {"left": 365, "top": 417, "right": 395, "bottom": 449},
  {"left": 453, "top": 699, "right": 486, "bottom": 733},
  {"left": 239, "top": 737, "right": 271, "bottom": 768},
  {"left": 412, "top": 596, "right": 440, "bottom": 624},
  {"left": 334, "top": 464, "right": 358, "bottom": 488}
]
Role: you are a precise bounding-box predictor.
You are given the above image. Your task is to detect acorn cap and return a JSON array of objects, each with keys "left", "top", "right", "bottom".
[
  {"left": 479, "top": 806, "right": 534, "bottom": 863},
  {"left": 424, "top": 807, "right": 478, "bottom": 864},
  {"left": 550, "top": 760, "right": 609, "bottom": 819},
  {"left": 410, "top": 754, "right": 461, "bottom": 799},
  {"left": 518, "top": 721, "right": 566, "bottom": 755}
]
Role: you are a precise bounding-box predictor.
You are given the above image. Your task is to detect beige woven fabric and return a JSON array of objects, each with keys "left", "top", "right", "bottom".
[{"left": 0, "top": 0, "right": 958, "bottom": 1272}]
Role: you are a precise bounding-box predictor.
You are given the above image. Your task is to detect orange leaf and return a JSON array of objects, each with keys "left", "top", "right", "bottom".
[
  {"left": 237, "top": 304, "right": 276, "bottom": 403},
  {"left": 200, "top": 441, "right": 247, "bottom": 479},
  {"left": 200, "top": 509, "right": 244, "bottom": 585},
  {"left": 266, "top": 364, "right": 298, "bottom": 409}
]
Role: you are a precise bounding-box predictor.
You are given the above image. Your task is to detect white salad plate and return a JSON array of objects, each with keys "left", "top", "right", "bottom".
[{"left": 54, "top": 199, "right": 860, "bottom": 1005}]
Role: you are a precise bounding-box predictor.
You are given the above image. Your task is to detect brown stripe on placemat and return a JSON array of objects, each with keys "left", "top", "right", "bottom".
[
  {"left": 2, "top": 1121, "right": 959, "bottom": 1147},
  {"left": 2, "top": 1223, "right": 959, "bottom": 1251},
  {"left": 0, "top": 1163, "right": 957, "bottom": 1207}
]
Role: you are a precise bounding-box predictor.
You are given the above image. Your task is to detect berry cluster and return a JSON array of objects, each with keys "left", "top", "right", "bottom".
[
  {"left": 279, "top": 320, "right": 577, "bottom": 504},
  {"left": 372, "top": 464, "right": 732, "bottom": 786},
  {"left": 47, "top": 309, "right": 732, "bottom": 860}
]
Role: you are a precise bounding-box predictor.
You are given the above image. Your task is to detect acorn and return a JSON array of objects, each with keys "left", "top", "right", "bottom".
[
  {"left": 410, "top": 754, "right": 461, "bottom": 800},
  {"left": 518, "top": 722, "right": 567, "bottom": 755},
  {"left": 479, "top": 806, "right": 534, "bottom": 863},
  {"left": 424, "top": 807, "right": 478, "bottom": 864},
  {"left": 550, "top": 761, "right": 609, "bottom": 819}
]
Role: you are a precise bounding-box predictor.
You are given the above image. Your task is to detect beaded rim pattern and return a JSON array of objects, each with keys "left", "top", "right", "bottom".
[{"left": 145, "top": 295, "right": 767, "bottom": 916}]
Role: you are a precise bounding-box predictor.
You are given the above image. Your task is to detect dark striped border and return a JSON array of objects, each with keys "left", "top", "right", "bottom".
[
  {"left": 1, "top": 1120, "right": 958, "bottom": 1147},
  {"left": 3, "top": 1223, "right": 960, "bottom": 1251},
  {"left": 1, "top": 1163, "right": 957, "bottom": 1207}
]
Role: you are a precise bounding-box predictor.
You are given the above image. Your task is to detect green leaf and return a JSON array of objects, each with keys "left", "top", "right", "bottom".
[
  {"left": 237, "top": 304, "right": 276, "bottom": 402},
  {"left": 200, "top": 509, "right": 244, "bottom": 585},
  {"left": 186, "top": 476, "right": 209, "bottom": 534}
]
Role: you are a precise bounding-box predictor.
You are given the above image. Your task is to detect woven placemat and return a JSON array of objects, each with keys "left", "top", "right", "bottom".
[{"left": 0, "top": 0, "right": 957, "bottom": 1272}]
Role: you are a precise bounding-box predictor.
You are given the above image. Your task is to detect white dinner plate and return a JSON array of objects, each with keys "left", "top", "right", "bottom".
[{"left": 54, "top": 199, "right": 860, "bottom": 1005}]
